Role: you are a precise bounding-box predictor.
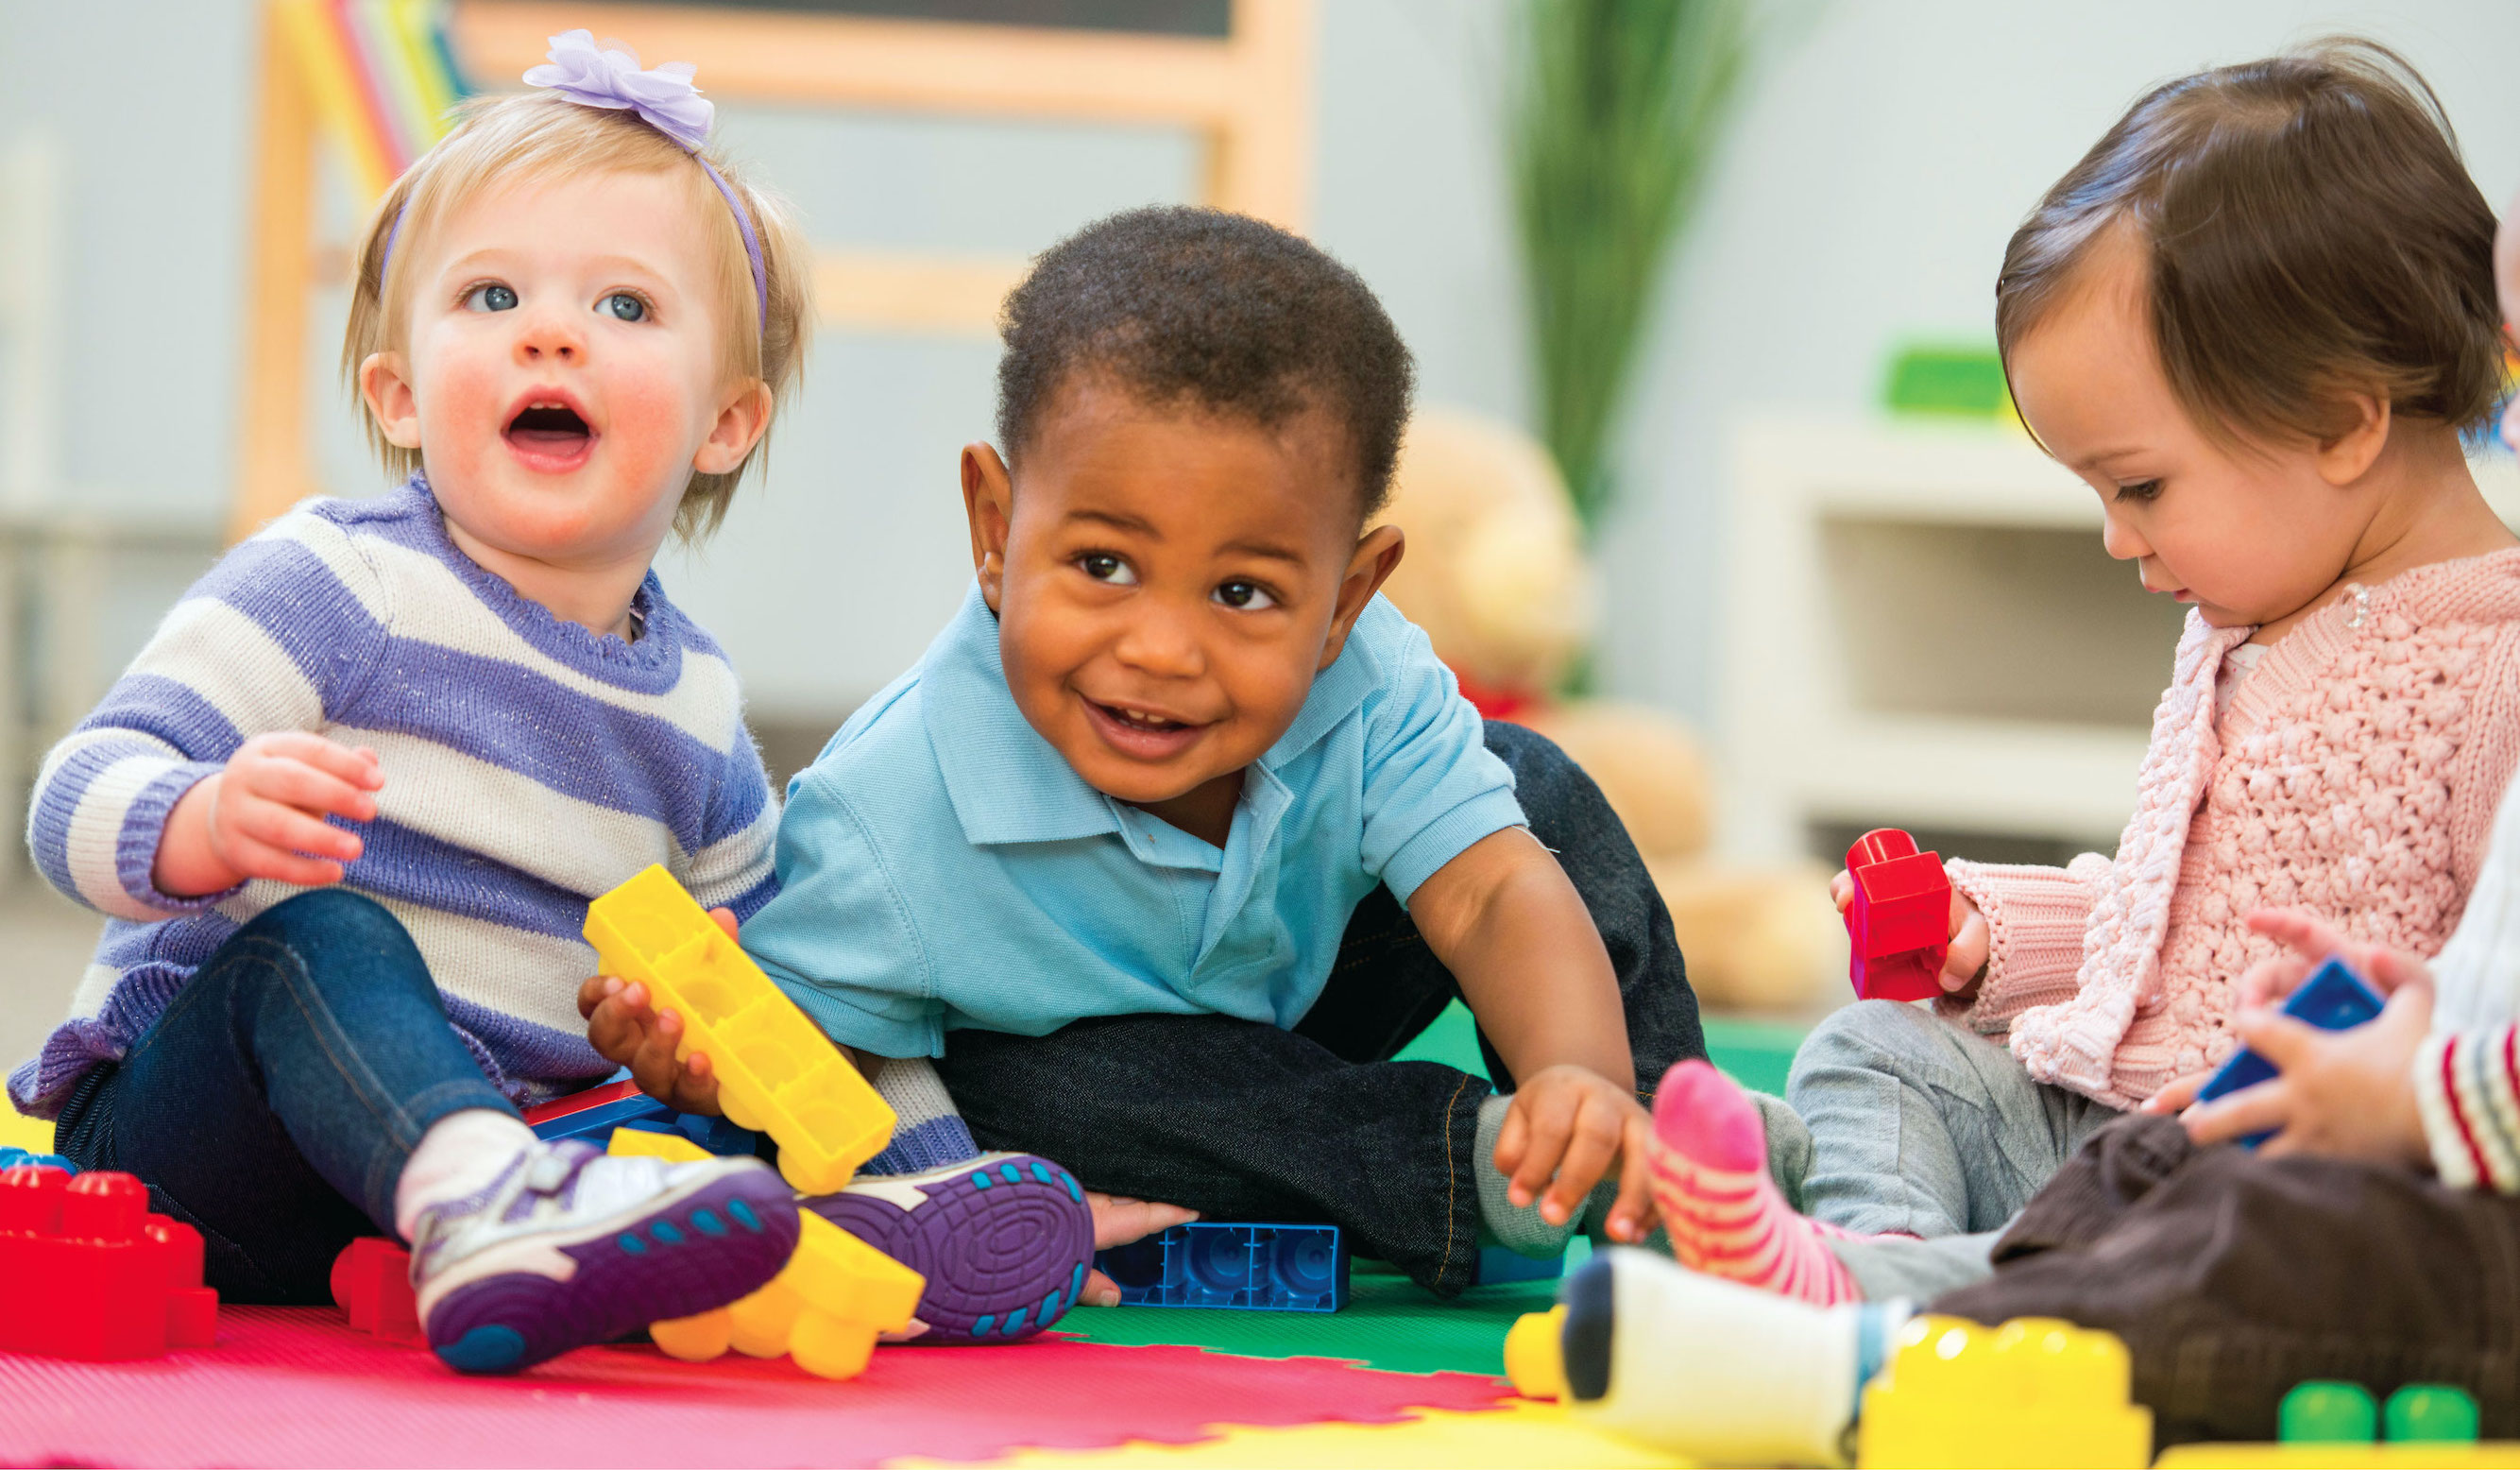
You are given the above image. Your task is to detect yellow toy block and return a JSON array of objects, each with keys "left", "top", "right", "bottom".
[
  {"left": 610, "top": 1129, "right": 926, "bottom": 1379},
  {"left": 1858, "top": 1315, "right": 2152, "bottom": 1469},
  {"left": 585, "top": 864, "right": 894, "bottom": 1193}
]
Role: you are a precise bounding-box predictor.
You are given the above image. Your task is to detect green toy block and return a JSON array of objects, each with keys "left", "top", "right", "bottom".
[
  {"left": 2282, "top": 1382, "right": 2379, "bottom": 1443},
  {"left": 1882, "top": 344, "right": 2011, "bottom": 419},
  {"left": 2387, "top": 1385, "right": 2481, "bottom": 1444}
]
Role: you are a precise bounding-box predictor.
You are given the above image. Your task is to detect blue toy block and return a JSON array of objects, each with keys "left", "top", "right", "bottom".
[
  {"left": 1475, "top": 1245, "right": 1563, "bottom": 1286},
  {"left": 616, "top": 1111, "right": 762, "bottom": 1157},
  {"left": 2194, "top": 958, "right": 2386, "bottom": 1147},
  {"left": 0, "top": 1147, "right": 75, "bottom": 1173},
  {"left": 1096, "top": 1222, "right": 1348, "bottom": 1312},
  {"left": 523, "top": 1080, "right": 674, "bottom": 1143}
]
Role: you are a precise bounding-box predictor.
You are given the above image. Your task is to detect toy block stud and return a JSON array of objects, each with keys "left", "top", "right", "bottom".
[
  {"left": 1844, "top": 829, "right": 1951, "bottom": 1002},
  {"left": 2279, "top": 1381, "right": 2378, "bottom": 1443},
  {"left": 2385, "top": 1384, "right": 2480, "bottom": 1444},
  {"left": 330, "top": 1237, "right": 425, "bottom": 1345},
  {"left": 1857, "top": 1314, "right": 2152, "bottom": 1468},
  {"left": 584, "top": 865, "right": 894, "bottom": 1193}
]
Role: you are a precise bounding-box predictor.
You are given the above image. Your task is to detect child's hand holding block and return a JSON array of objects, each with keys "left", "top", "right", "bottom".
[
  {"left": 584, "top": 865, "right": 894, "bottom": 1193},
  {"left": 1844, "top": 829, "right": 1951, "bottom": 1002}
]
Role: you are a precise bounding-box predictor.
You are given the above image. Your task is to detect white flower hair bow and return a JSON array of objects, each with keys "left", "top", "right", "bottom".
[{"left": 523, "top": 29, "right": 714, "bottom": 150}]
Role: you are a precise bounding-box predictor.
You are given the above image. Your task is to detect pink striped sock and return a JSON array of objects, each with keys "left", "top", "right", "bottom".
[{"left": 1644, "top": 1060, "right": 1861, "bottom": 1306}]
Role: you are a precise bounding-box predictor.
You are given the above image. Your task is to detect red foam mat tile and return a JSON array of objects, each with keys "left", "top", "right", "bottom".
[{"left": 0, "top": 1307, "right": 1509, "bottom": 1468}]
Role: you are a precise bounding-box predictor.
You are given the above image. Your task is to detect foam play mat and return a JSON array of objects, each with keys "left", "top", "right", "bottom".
[{"left": 0, "top": 1271, "right": 1679, "bottom": 1468}]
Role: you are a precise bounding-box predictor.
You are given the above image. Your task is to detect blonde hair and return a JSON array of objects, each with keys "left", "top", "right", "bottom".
[{"left": 342, "top": 91, "right": 810, "bottom": 538}]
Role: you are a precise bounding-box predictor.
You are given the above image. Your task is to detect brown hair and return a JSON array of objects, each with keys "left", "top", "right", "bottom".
[
  {"left": 1996, "top": 38, "right": 2505, "bottom": 448},
  {"left": 342, "top": 91, "right": 811, "bottom": 538}
]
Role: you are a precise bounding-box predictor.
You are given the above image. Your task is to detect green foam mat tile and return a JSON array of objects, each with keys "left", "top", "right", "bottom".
[
  {"left": 1055, "top": 1249, "right": 1582, "bottom": 1376},
  {"left": 1393, "top": 999, "right": 1806, "bottom": 1099}
]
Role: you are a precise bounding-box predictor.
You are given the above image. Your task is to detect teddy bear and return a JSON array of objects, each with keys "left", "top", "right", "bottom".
[{"left": 1377, "top": 407, "right": 1841, "bottom": 1013}]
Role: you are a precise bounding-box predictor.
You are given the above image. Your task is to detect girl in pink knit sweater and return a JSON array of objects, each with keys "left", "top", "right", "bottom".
[{"left": 1643, "top": 39, "right": 2520, "bottom": 1309}]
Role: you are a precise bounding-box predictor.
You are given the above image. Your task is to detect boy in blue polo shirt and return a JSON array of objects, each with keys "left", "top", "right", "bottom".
[{"left": 637, "top": 207, "right": 1706, "bottom": 1298}]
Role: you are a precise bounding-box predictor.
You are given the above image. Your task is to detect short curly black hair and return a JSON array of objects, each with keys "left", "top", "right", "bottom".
[{"left": 995, "top": 206, "right": 1416, "bottom": 521}]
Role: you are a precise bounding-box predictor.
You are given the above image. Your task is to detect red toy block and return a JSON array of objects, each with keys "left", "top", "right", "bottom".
[
  {"left": 0, "top": 1166, "right": 220, "bottom": 1359},
  {"left": 331, "top": 1236, "right": 425, "bottom": 1345},
  {"left": 1845, "top": 829, "right": 1951, "bottom": 1003}
]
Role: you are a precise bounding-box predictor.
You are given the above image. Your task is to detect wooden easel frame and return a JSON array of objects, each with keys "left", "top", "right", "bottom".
[{"left": 230, "top": 0, "right": 1318, "bottom": 540}]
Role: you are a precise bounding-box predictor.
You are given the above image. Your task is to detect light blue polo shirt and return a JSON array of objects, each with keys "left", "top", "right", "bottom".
[{"left": 742, "top": 582, "right": 1526, "bottom": 1059}]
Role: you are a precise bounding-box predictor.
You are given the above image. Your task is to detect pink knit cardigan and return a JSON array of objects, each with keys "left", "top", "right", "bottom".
[{"left": 1949, "top": 549, "right": 2520, "bottom": 1108}]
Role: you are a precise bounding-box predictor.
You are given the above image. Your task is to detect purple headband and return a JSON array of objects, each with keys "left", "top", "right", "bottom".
[{"left": 384, "top": 29, "right": 769, "bottom": 333}]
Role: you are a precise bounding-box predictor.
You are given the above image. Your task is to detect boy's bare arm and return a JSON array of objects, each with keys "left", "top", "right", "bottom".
[{"left": 1407, "top": 827, "right": 1656, "bottom": 1240}]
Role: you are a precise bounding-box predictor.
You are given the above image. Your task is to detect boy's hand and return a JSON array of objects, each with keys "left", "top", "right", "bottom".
[
  {"left": 1829, "top": 870, "right": 1989, "bottom": 1000},
  {"left": 1078, "top": 1191, "right": 1200, "bottom": 1308},
  {"left": 2176, "top": 908, "right": 2434, "bottom": 1163},
  {"left": 154, "top": 732, "right": 383, "bottom": 896},
  {"left": 578, "top": 905, "right": 740, "bottom": 1116},
  {"left": 1495, "top": 1064, "right": 1659, "bottom": 1243}
]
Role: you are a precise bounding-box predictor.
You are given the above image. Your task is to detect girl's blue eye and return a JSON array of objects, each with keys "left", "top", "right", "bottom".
[
  {"left": 1214, "top": 581, "right": 1276, "bottom": 611},
  {"left": 602, "top": 293, "right": 646, "bottom": 322},
  {"left": 467, "top": 283, "right": 518, "bottom": 313},
  {"left": 1079, "top": 553, "right": 1136, "bottom": 585}
]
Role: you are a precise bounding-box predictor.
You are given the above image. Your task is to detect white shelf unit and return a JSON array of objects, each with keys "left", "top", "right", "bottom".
[{"left": 1716, "top": 414, "right": 2520, "bottom": 866}]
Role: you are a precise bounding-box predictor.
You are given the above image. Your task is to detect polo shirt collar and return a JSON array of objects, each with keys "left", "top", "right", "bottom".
[
  {"left": 919, "top": 582, "right": 1390, "bottom": 846},
  {"left": 922, "top": 584, "right": 1121, "bottom": 846}
]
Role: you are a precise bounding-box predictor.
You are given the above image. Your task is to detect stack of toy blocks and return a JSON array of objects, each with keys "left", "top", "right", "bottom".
[
  {"left": 0, "top": 1164, "right": 218, "bottom": 1359},
  {"left": 2153, "top": 1380, "right": 2518, "bottom": 1465},
  {"left": 1856, "top": 1314, "right": 2152, "bottom": 1468},
  {"left": 1844, "top": 829, "right": 1951, "bottom": 1002},
  {"left": 582, "top": 865, "right": 919, "bottom": 1378},
  {"left": 1096, "top": 1222, "right": 1349, "bottom": 1312}
]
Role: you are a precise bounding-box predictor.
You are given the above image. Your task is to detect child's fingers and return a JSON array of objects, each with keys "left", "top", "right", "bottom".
[
  {"left": 673, "top": 1050, "right": 722, "bottom": 1115},
  {"left": 1540, "top": 1108, "right": 1619, "bottom": 1225},
  {"left": 2231, "top": 1008, "right": 2322, "bottom": 1071},
  {"left": 626, "top": 1007, "right": 687, "bottom": 1102},
  {"left": 2139, "top": 1069, "right": 2210, "bottom": 1115},
  {"left": 1943, "top": 911, "right": 1990, "bottom": 993},
  {"left": 1491, "top": 1099, "right": 1527, "bottom": 1174},
  {"left": 1506, "top": 1088, "right": 1579, "bottom": 1210},
  {"left": 576, "top": 973, "right": 623, "bottom": 1021},
  {"left": 2182, "top": 1078, "right": 2289, "bottom": 1147},
  {"left": 1600, "top": 1121, "right": 1659, "bottom": 1243},
  {"left": 1828, "top": 871, "right": 1851, "bottom": 912},
  {"left": 256, "top": 731, "right": 386, "bottom": 789},
  {"left": 1083, "top": 1268, "right": 1122, "bottom": 1308},
  {"left": 237, "top": 757, "right": 380, "bottom": 824},
  {"left": 707, "top": 906, "right": 739, "bottom": 942},
  {"left": 226, "top": 799, "right": 364, "bottom": 865},
  {"left": 220, "top": 831, "right": 346, "bottom": 888}
]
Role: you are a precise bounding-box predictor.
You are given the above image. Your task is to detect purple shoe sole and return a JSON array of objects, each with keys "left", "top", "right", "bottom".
[
  {"left": 426, "top": 1170, "right": 801, "bottom": 1374},
  {"left": 809, "top": 1154, "right": 1095, "bottom": 1344}
]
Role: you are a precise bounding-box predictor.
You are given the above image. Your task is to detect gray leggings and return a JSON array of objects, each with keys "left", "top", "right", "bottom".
[{"left": 1750, "top": 999, "right": 2120, "bottom": 1301}]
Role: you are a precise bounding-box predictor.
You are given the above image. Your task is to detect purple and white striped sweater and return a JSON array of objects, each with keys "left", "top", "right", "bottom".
[{"left": 9, "top": 476, "right": 778, "bottom": 1117}]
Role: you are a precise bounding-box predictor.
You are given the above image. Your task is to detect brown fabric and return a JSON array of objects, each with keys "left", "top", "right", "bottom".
[{"left": 1933, "top": 1113, "right": 2520, "bottom": 1445}]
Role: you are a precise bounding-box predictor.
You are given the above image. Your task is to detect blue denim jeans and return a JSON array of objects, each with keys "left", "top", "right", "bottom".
[
  {"left": 55, "top": 888, "right": 519, "bottom": 1303},
  {"left": 936, "top": 720, "right": 1707, "bottom": 1298}
]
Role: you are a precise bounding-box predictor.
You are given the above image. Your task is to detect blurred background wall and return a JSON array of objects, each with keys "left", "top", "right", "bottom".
[{"left": 9, "top": 0, "right": 2514, "bottom": 742}]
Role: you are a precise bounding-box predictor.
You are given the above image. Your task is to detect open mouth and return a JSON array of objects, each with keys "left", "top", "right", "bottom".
[
  {"left": 502, "top": 399, "right": 595, "bottom": 469},
  {"left": 1083, "top": 697, "right": 1206, "bottom": 759}
]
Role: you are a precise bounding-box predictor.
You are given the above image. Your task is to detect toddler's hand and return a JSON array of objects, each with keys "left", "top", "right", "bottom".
[
  {"left": 1079, "top": 1190, "right": 1200, "bottom": 1308},
  {"left": 2178, "top": 907, "right": 2434, "bottom": 1163},
  {"left": 1829, "top": 870, "right": 1990, "bottom": 1000},
  {"left": 578, "top": 905, "right": 741, "bottom": 1116},
  {"left": 154, "top": 732, "right": 383, "bottom": 896},
  {"left": 1495, "top": 1064, "right": 1659, "bottom": 1244}
]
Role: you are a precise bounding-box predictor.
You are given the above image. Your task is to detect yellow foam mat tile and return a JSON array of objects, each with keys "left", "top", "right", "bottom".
[
  {"left": 0, "top": 1106, "right": 53, "bottom": 1154},
  {"left": 896, "top": 1397, "right": 1694, "bottom": 1468},
  {"left": 2155, "top": 1445, "right": 2520, "bottom": 1467}
]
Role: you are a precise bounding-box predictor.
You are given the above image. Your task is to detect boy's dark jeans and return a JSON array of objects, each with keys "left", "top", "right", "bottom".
[
  {"left": 936, "top": 719, "right": 1706, "bottom": 1298},
  {"left": 55, "top": 888, "right": 519, "bottom": 1304},
  {"left": 1934, "top": 1113, "right": 2520, "bottom": 1445}
]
